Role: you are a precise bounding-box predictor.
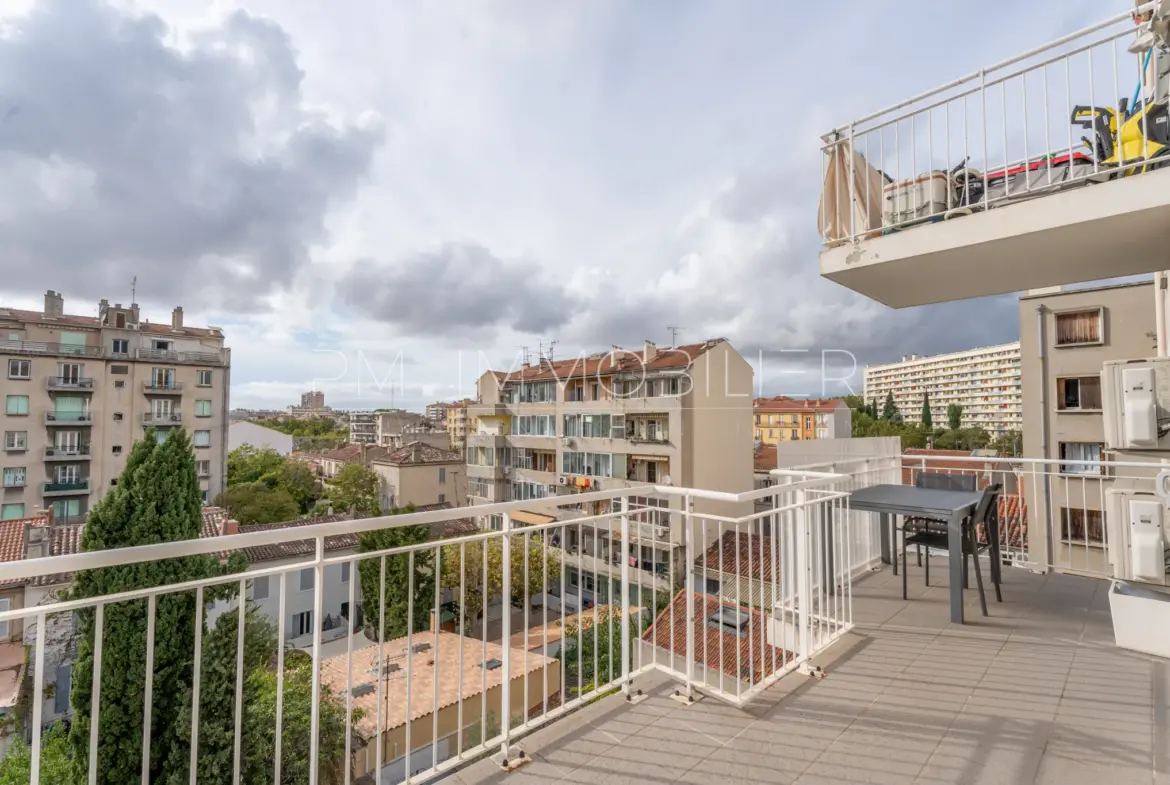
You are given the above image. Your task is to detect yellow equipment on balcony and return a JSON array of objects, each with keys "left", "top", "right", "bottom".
[{"left": 1072, "top": 99, "right": 1169, "bottom": 175}]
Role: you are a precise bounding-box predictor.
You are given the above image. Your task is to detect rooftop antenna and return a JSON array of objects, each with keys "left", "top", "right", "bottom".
[
  {"left": 131, "top": 275, "right": 138, "bottom": 303},
  {"left": 519, "top": 345, "right": 531, "bottom": 366},
  {"left": 545, "top": 339, "right": 559, "bottom": 363},
  {"left": 667, "top": 326, "right": 683, "bottom": 347}
]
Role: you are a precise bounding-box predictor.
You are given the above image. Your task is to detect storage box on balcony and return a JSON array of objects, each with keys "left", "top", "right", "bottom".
[
  {"left": 1109, "top": 581, "right": 1170, "bottom": 659},
  {"left": 883, "top": 171, "right": 952, "bottom": 228}
]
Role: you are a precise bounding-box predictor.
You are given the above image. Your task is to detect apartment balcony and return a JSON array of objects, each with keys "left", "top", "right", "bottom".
[
  {"left": 135, "top": 348, "right": 225, "bottom": 366},
  {"left": 819, "top": 8, "right": 1170, "bottom": 307},
  {"left": 467, "top": 462, "right": 505, "bottom": 481},
  {"left": 142, "top": 381, "right": 183, "bottom": 395},
  {"left": 468, "top": 403, "right": 509, "bottom": 417},
  {"left": 45, "top": 376, "right": 95, "bottom": 392},
  {"left": 142, "top": 412, "right": 183, "bottom": 426},
  {"left": 466, "top": 433, "right": 508, "bottom": 449},
  {"left": 45, "top": 412, "right": 92, "bottom": 426},
  {"left": 42, "top": 479, "right": 89, "bottom": 496},
  {"left": 0, "top": 340, "right": 102, "bottom": 359},
  {"left": 44, "top": 445, "right": 92, "bottom": 461}
]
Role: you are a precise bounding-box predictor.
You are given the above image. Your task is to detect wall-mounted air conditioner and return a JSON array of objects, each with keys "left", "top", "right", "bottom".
[
  {"left": 557, "top": 476, "right": 568, "bottom": 485},
  {"left": 1102, "top": 358, "right": 1170, "bottom": 451},
  {"left": 1105, "top": 480, "right": 1169, "bottom": 587}
]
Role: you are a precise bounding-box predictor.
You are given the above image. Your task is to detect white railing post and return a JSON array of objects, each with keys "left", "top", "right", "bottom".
[
  {"left": 309, "top": 536, "right": 325, "bottom": 785},
  {"left": 795, "top": 489, "right": 812, "bottom": 665},
  {"left": 498, "top": 512, "right": 514, "bottom": 764},
  {"left": 619, "top": 496, "right": 632, "bottom": 696},
  {"left": 683, "top": 493, "right": 695, "bottom": 701}
]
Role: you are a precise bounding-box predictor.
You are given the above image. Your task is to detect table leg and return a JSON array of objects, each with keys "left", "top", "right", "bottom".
[{"left": 948, "top": 512, "right": 965, "bottom": 624}]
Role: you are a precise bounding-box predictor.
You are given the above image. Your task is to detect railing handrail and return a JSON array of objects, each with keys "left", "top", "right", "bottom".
[{"left": 823, "top": 3, "right": 1155, "bottom": 138}]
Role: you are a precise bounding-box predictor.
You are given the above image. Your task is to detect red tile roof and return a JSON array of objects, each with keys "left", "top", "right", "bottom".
[
  {"left": 697, "top": 531, "right": 777, "bottom": 582},
  {"left": 753, "top": 443, "right": 777, "bottom": 472},
  {"left": 318, "top": 444, "right": 391, "bottom": 464},
  {"left": 753, "top": 396, "right": 845, "bottom": 413},
  {"left": 901, "top": 449, "right": 1002, "bottom": 486},
  {"left": 0, "top": 517, "right": 32, "bottom": 586},
  {"left": 0, "top": 306, "right": 220, "bottom": 338},
  {"left": 378, "top": 442, "right": 463, "bottom": 466},
  {"left": 642, "top": 591, "right": 790, "bottom": 685},
  {"left": 488, "top": 340, "right": 726, "bottom": 383}
]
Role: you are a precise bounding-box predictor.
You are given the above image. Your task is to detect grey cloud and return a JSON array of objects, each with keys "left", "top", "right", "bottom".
[
  {"left": 339, "top": 242, "right": 578, "bottom": 338},
  {"left": 0, "top": 0, "right": 382, "bottom": 310}
]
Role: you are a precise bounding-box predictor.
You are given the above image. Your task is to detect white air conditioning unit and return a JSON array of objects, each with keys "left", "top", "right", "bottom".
[
  {"left": 502, "top": 466, "right": 512, "bottom": 476},
  {"left": 557, "top": 476, "right": 568, "bottom": 485},
  {"left": 1102, "top": 358, "right": 1170, "bottom": 450},
  {"left": 1105, "top": 481, "right": 1170, "bottom": 587}
]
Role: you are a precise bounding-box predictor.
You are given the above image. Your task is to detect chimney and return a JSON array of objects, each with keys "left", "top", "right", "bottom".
[
  {"left": 43, "top": 290, "right": 64, "bottom": 318},
  {"left": 25, "top": 521, "right": 50, "bottom": 560},
  {"left": 643, "top": 340, "right": 657, "bottom": 363},
  {"left": 221, "top": 517, "right": 239, "bottom": 536},
  {"left": 171, "top": 306, "right": 184, "bottom": 330},
  {"left": 131, "top": 303, "right": 140, "bottom": 324},
  {"left": 411, "top": 443, "right": 421, "bottom": 463}
]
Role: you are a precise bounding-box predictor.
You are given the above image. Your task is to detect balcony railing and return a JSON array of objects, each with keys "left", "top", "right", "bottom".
[
  {"left": 142, "top": 412, "right": 183, "bottom": 425},
  {"left": 45, "top": 412, "right": 92, "bottom": 425},
  {"left": 0, "top": 340, "right": 102, "bottom": 358},
  {"left": 43, "top": 479, "right": 89, "bottom": 495},
  {"left": 143, "top": 381, "right": 183, "bottom": 394},
  {"left": 45, "top": 376, "right": 95, "bottom": 391},
  {"left": 820, "top": 5, "right": 1164, "bottom": 247},
  {"left": 45, "top": 445, "right": 92, "bottom": 460},
  {"left": 0, "top": 472, "right": 854, "bottom": 784}
]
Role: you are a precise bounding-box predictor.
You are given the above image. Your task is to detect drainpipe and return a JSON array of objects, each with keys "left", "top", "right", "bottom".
[
  {"left": 1157, "top": 271, "right": 1168, "bottom": 357},
  {"left": 1036, "top": 305, "right": 1054, "bottom": 572}
]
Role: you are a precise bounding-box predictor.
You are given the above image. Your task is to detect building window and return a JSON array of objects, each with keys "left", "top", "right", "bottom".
[
  {"left": 341, "top": 563, "right": 350, "bottom": 584},
  {"left": 754, "top": 415, "right": 761, "bottom": 425},
  {"left": 114, "top": 380, "right": 125, "bottom": 389},
  {"left": 1059, "top": 507, "right": 1104, "bottom": 545},
  {"left": 1058, "top": 442, "right": 1104, "bottom": 475},
  {"left": 250, "top": 576, "right": 270, "bottom": 601},
  {"left": 1054, "top": 308, "right": 1104, "bottom": 347},
  {"left": 112, "top": 445, "right": 122, "bottom": 455},
  {"left": 791, "top": 429, "right": 799, "bottom": 439},
  {"left": 195, "top": 399, "right": 212, "bottom": 417},
  {"left": 7, "top": 359, "right": 30, "bottom": 380},
  {"left": 754, "top": 429, "right": 761, "bottom": 439},
  {"left": 54, "top": 664, "right": 72, "bottom": 714},
  {"left": 438, "top": 493, "right": 446, "bottom": 504},
  {"left": 196, "top": 460, "right": 210, "bottom": 477},
  {"left": 1056, "top": 376, "right": 1102, "bottom": 411},
  {"left": 292, "top": 610, "right": 313, "bottom": 636},
  {"left": 196, "top": 370, "right": 213, "bottom": 387},
  {"left": 109, "top": 364, "right": 129, "bottom": 374},
  {"left": 112, "top": 412, "right": 123, "bottom": 421},
  {"left": 2, "top": 467, "right": 26, "bottom": 487},
  {"left": 193, "top": 430, "right": 211, "bottom": 448},
  {"left": 3, "top": 431, "right": 27, "bottom": 450},
  {"left": 5, "top": 395, "right": 29, "bottom": 416},
  {"left": 299, "top": 568, "right": 314, "bottom": 592},
  {"left": 0, "top": 504, "right": 25, "bottom": 521},
  {"left": 438, "top": 467, "right": 446, "bottom": 484},
  {"left": 111, "top": 339, "right": 129, "bottom": 355}
]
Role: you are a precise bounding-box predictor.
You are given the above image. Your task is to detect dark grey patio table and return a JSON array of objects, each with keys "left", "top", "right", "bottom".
[{"left": 848, "top": 484, "right": 984, "bottom": 624}]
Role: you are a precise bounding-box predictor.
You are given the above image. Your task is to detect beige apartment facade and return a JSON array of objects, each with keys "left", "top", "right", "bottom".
[
  {"left": 369, "top": 442, "right": 468, "bottom": 510},
  {"left": 1, "top": 291, "right": 230, "bottom": 523},
  {"left": 464, "top": 339, "right": 754, "bottom": 607},
  {"left": 1019, "top": 280, "right": 1159, "bottom": 572}
]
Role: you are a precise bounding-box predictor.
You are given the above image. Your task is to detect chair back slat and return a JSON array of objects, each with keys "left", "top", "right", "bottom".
[{"left": 915, "top": 471, "right": 977, "bottom": 492}]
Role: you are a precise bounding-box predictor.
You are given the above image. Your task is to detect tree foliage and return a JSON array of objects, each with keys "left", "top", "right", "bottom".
[
  {"left": 946, "top": 403, "right": 964, "bottom": 431},
  {"left": 921, "top": 391, "right": 933, "bottom": 430},
  {"left": 215, "top": 483, "right": 301, "bottom": 525},
  {"left": 357, "top": 505, "right": 434, "bottom": 640},
  {"left": 253, "top": 416, "right": 348, "bottom": 440},
  {"left": 226, "top": 444, "right": 287, "bottom": 487},
  {"left": 989, "top": 430, "right": 1022, "bottom": 457},
  {"left": 0, "top": 723, "right": 72, "bottom": 784},
  {"left": 933, "top": 427, "right": 991, "bottom": 451},
  {"left": 881, "top": 391, "right": 899, "bottom": 421},
  {"left": 68, "top": 429, "right": 243, "bottom": 784},
  {"left": 439, "top": 536, "right": 562, "bottom": 620},
  {"left": 463, "top": 711, "right": 524, "bottom": 749},
  {"left": 560, "top": 609, "right": 644, "bottom": 692},
  {"left": 225, "top": 445, "right": 321, "bottom": 515},
  {"left": 327, "top": 464, "right": 381, "bottom": 518}
]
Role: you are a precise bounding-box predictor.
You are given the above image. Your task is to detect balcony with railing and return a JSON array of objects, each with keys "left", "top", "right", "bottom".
[
  {"left": 45, "top": 376, "right": 95, "bottom": 392},
  {"left": 42, "top": 479, "right": 89, "bottom": 496},
  {"left": 1, "top": 462, "right": 1166, "bottom": 784},
  {"left": 45, "top": 411, "right": 92, "bottom": 426},
  {"left": 135, "top": 348, "right": 225, "bottom": 365},
  {"left": 0, "top": 340, "right": 102, "bottom": 358},
  {"left": 142, "top": 380, "right": 183, "bottom": 394},
  {"left": 142, "top": 412, "right": 183, "bottom": 426},
  {"left": 819, "top": 3, "right": 1170, "bottom": 307},
  {"left": 44, "top": 445, "right": 92, "bottom": 461}
]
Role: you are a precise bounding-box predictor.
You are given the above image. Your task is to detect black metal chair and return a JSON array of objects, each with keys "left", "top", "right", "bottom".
[
  {"left": 902, "top": 473, "right": 977, "bottom": 564},
  {"left": 902, "top": 483, "right": 1003, "bottom": 616}
]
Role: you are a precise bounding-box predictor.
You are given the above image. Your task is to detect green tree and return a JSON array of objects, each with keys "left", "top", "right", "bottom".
[
  {"left": 464, "top": 711, "right": 524, "bottom": 749},
  {"left": 560, "top": 609, "right": 643, "bottom": 692},
  {"left": 68, "top": 429, "right": 242, "bottom": 784},
  {"left": 989, "top": 430, "right": 1022, "bottom": 457},
  {"left": 328, "top": 464, "right": 381, "bottom": 518},
  {"left": 357, "top": 505, "right": 434, "bottom": 640},
  {"left": 226, "top": 444, "right": 286, "bottom": 487},
  {"left": 921, "top": 391, "right": 933, "bottom": 429},
  {"left": 439, "top": 536, "right": 561, "bottom": 621},
  {"left": 881, "top": 391, "right": 899, "bottom": 421},
  {"left": 934, "top": 427, "right": 991, "bottom": 451},
  {"left": 0, "top": 723, "right": 73, "bottom": 783},
  {"left": 279, "top": 460, "right": 321, "bottom": 513},
  {"left": 946, "top": 403, "right": 964, "bottom": 431},
  {"left": 215, "top": 483, "right": 300, "bottom": 525}
]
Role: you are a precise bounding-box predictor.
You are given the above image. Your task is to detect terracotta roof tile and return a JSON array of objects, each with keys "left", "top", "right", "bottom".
[
  {"left": 753, "top": 396, "right": 845, "bottom": 413},
  {"left": 753, "top": 444, "right": 777, "bottom": 472},
  {"left": 642, "top": 591, "right": 789, "bottom": 684},
  {"left": 0, "top": 306, "right": 220, "bottom": 338},
  {"left": 0, "top": 518, "right": 30, "bottom": 586},
  {"left": 377, "top": 442, "right": 463, "bottom": 466},
  {"left": 487, "top": 340, "right": 726, "bottom": 383},
  {"left": 697, "top": 531, "right": 776, "bottom": 582}
]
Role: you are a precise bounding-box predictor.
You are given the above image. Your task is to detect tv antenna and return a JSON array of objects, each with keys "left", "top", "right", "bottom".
[
  {"left": 519, "top": 345, "right": 532, "bottom": 366},
  {"left": 131, "top": 276, "right": 138, "bottom": 303},
  {"left": 543, "top": 339, "right": 559, "bottom": 363},
  {"left": 667, "top": 326, "right": 683, "bottom": 347}
]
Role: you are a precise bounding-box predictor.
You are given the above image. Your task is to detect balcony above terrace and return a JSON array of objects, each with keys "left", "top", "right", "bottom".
[{"left": 820, "top": 7, "right": 1170, "bottom": 307}]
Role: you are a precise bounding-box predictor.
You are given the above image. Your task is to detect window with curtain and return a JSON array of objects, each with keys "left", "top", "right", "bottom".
[
  {"left": 1056, "top": 377, "right": 1102, "bottom": 410},
  {"left": 5, "top": 396, "right": 28, "bottom": 415},
  {"left": 193, "top": 430, "right": 211, "bottom": 447},
  {"left": 1054, "top": 309, "right": 1103, "bottom": 346},
  {"left": 1058, "top": 442, "right": 1103, "bottom": 475},
  {"left": 195, "top": 399, "right": 212, "bottom": 417}
]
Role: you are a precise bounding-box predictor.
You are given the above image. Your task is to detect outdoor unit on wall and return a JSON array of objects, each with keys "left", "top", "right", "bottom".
[
  {"left": 1101, "top": 358, "right": 1170, "bottom": 451},
  {"left": 1105, "top": 480, "right": 1170, "bottom": 587}
]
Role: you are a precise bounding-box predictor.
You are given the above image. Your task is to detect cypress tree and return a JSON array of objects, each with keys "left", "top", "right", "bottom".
[
  {"left": 68, "top": 429, "right": 237, "bottom": 783},
  {"left": 921, "top": 391, "right": 933, "bottom": 429},
  {"left": 881, "top": 391, "right": 899, "bottom": 421}
]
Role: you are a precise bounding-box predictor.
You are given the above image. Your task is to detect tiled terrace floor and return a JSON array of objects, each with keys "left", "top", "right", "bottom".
[{"left": 452, "top": 561, "right": 1170, "bottom": 785}]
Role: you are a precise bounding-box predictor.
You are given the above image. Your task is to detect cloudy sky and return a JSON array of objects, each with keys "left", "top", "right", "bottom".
[{"left": 0, "top": 0, "right": 1130, "bottom": 409}]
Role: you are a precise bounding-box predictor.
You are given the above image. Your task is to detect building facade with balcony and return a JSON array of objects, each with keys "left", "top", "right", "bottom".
[
  {"left": 445, "top": 399, "right": 474, "bottom": 451},
  {"left": 862, "top": 343, "right": 1022, "bottom": 435},
  {"left": 348, "top": 410, "right": 378, "bottom": 444},
  {"left": 752, "top": 397, "right": 851, "bottom": 444},
  {"left": 464, "top": 339, "right": 754, "bottom": 609},
  {"left": 1, "top": 291, "right": 230, "bottom": 524}
]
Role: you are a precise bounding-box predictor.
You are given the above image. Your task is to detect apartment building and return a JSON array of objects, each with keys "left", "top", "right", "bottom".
[
  {"left": 369, "top": 441, "right": 467, "bottom": 510},
  {"left": 374, "top": 409, "right": 448, "bottom": 450},
  {"left": 445, "top": 399, "right": 474, "bottom": 450},
  {"left": 1, "top": 292, "right": 230, "bottom": 523},
  {"left": 424, "top": 401, "right": 450, "bottom": 422},
  {"left": 752, "top": 397, "right": 851, "bottom": 444},
  {"left": 862, "top": 342, "right": 1022, "bottom": 434},
  {"left": 348, "top": 410, "right": 377, "bottom": 444},
  {"left": 465, "top": 339, "right": 753, "bottom": 608},
  {"left": 300, "top": 390, "right": 325, "bottom": 409}
]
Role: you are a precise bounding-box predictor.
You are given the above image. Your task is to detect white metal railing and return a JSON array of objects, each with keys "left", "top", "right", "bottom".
[
  {"left": 821, "top": 3, "right": 1165, "bottom": 246},
  {"left": 0, "top": 472, "right": 851, "bottom": 784}
]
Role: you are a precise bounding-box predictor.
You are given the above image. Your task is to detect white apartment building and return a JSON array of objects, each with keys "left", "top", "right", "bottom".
[
  {"left": 862, "top": 342, "right": 1022, "bottom": 435},
  {"left": 1, "top": 291, "right": 231, "bottom": 523},
  {"left": 465, "top": 338, "right": 754, "bottom": 609},
  {"left": 348, "top": 410, "right": 377, "bottom": 444}
]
